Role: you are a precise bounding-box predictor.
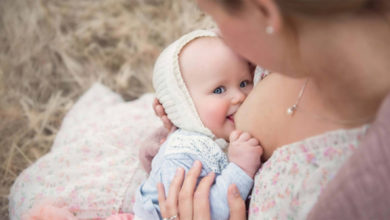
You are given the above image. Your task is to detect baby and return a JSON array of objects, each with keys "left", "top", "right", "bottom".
[{"left": 133, "top": 30, "right": 263, "bottom": 220}]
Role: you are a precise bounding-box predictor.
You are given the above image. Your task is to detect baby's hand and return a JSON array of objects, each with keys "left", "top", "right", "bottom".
[{"left": 228, "top": 130, "right": 263, "bottom": 179}]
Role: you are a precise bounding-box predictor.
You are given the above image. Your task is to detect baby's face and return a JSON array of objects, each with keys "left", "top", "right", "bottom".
[{"left": 180, "top": 37, "right": 253, "bottom": 140}]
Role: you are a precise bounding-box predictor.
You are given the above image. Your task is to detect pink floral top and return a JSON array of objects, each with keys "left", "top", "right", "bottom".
[{"left": 249, "top": 125, "right": 369, "bottom": 220}]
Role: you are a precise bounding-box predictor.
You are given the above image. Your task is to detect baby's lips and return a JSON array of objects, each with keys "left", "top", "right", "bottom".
[{"left": 227, "top": 114, "right": 235, "bottom": 123}]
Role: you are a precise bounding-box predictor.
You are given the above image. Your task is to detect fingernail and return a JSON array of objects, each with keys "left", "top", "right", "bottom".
[
  {"left": 231, "top": 185, "right": 240, "bottom": 197},
  {"left": 193, "top": 160, "right": 201, "bottom": 168},
  {"left": 176, "top": 167, "right": 183, "bottom": 175}
]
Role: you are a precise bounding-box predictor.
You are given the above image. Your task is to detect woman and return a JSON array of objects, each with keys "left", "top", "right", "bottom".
[{"left": 156, "top": 0, "right": 390, "bottom": 219}]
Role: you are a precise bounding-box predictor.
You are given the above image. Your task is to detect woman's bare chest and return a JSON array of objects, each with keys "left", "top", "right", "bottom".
[{"left": 235, "top": 74, "right": 339, "bottom": 160}]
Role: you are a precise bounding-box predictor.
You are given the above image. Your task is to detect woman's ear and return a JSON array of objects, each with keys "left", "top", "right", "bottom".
[{"left": 252, "top": 0, "right": 283, "bottom": 34}]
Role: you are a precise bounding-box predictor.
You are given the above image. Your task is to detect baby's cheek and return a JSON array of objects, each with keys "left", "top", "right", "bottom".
[{"left": 201, "top": 104, "right": 228, "bottom": 131}]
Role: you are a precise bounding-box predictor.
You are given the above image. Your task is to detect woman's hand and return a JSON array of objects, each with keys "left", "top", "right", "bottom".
[
  {"left": 157, "top": 161, "right": 246, "bottom": 220},
  {"left": 138, "top": 126, "right": 169, "bottom": 173},
  {"left": 227, "top": 184, "right": 247, "bottom": 220},
  {"left": 139, "top": 98, "right": 177, "bottom": 173},
  {"left": 153, "top": 98, "right": 175, "bottom": 132}
]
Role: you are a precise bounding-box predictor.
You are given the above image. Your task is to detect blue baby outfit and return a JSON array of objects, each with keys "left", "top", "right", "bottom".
[{"left": 134, "top": 129, "right": 253, "bottom": 220}]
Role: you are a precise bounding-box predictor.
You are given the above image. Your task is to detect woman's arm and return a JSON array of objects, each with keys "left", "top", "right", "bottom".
[
  {"left": 139, "top": 98, "right": 176, "bottom": 172},
  {"left": 138, "top": 126, "right": 169, "bottom": 172}
]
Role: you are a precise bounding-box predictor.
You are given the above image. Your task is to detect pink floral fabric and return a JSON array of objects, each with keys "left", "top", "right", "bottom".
[
  {"left": 22, "top": 199, "right": 135, "bottom": 220},
  {"left": 22, "top": 199, "right": 78, "bottom": 220},
  {"left": 9, "top": 83, "right": 162, "bottom": 219},
  {"left": 248, "top": 125, "right": 369, "bottom": 220}
]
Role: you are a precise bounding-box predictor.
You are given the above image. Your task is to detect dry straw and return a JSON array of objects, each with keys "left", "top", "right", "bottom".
[{"left": 0, "top": 0, "right": 214, "bottom": 217}]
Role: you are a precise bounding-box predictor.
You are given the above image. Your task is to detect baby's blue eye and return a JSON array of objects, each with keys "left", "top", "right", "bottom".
[
  {"left": 213, "top": 86, "right": 225, "bottom": 94},
  {"left": 240, "top": 80, "right": 249, "bottom": 88}
]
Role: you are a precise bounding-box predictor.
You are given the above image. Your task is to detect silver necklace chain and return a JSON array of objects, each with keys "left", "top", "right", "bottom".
[{"left": 286, "top": 79, "right": 375, "bottom": 126}]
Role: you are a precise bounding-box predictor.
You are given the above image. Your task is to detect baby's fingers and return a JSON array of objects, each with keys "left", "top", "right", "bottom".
[
  {"left": 238, "top": 132, "right": 251, "bottom": 142},
  {"left": 229, "top": 130, "right": 242, "bottom": 142},
  {"left": 252, "top": 145, "right": 264, "bottom": 157},
  {"left": 247, "top": 138, "right": 260, "bottom": 146}
]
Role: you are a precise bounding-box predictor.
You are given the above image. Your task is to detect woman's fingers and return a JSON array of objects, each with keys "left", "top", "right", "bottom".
[
  {"left": 158, "top": 167, "right": 185, "bottom": 219},
  {"left": 153, "top": 98, "right": 167, "bottom": 119},
  {"left": 156, "top": 105, "right": 165, "bottom": 117},
  {"left": 167, "top": 168, "right": 185, "bottom": 212},
  {"left": 157, "top": 182, "right": 167, "bottom": 212},
  {"left": 162, "top": 115, "right": 174, "bottom": 131},
  {"left": 193, "top": 172, "right": 215, "bottom": 220},
  {"left": 153, "top": 98, "right": 161, "bottom": 116},
  {"left": 157, "top": 161, "right": 216, "bottom": 220},
  {"left": 178, "top": 161, "right": 202, "bottom": 220},
  {"left": 153, "top": 98, "right": 174, "bottom": 131},
  {"left": 227, "top": 184, "right": 246, "bottom": 220}
]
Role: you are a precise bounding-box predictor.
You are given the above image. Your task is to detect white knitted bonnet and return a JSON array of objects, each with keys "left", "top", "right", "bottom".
[{"left": 153, "top": 29, "right": 218, "bottom": 138}]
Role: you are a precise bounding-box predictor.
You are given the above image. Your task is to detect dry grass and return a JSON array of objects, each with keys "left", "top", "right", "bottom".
[{"left": 0, "top": 0, "right": 214, "bottom": 218}]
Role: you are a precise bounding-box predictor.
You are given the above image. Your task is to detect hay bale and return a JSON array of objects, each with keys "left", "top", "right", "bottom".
[{"left": 0, "top": 0, "right": 214, "bottom": 217}]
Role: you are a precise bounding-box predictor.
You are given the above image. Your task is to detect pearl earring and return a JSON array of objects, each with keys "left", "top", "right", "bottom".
[{"left": 265, "top": 26, "right": 274, "bottom": 34}]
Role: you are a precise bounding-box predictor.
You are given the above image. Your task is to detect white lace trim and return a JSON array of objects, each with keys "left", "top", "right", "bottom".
[{"left": 164, "top": 129, "right": 228, "bottom": 173}]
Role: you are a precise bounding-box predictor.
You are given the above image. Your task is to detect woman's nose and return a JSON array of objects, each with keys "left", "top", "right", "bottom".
[{"left": 231, "top": 90, "right": 246, "bottom": 104}]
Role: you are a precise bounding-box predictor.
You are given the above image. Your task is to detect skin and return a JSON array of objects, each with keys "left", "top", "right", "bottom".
[
  {"left": 235, "top": 73, "right": 342, "bottom": 160},
  {"left": 180, "top": 37, "right": 263, "bottom": 178},
  {"left": 158, "top": 161, "right": 246, "bottom": 220},
  {"left": 148, "top": 37, "right": 263, "bottom": 178},
  {"left": 197, "top": 0, "right": 390, "bottom": 159},
  {"left": 158, "top": 0, "right": 390, "bottom": 218},
  {"left": 179, "top": 37, "right": 253, "bottom": 140}
]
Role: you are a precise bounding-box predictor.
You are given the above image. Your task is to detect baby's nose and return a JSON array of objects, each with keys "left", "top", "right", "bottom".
[{"left": 231, "top": 90, "right": 246, "bottom": 104}]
